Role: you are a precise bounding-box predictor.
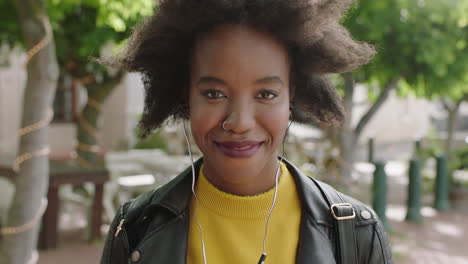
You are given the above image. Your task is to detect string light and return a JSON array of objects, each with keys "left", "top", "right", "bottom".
[
  {"left": 76, "top": 155, "right": 94, "bottom": 168},
  {"left": 24, "top": 16, "right": 52, "bottom": 67},
  {"left": 75, "top": 97, "right": 102, "bottom": 167},
  {"left": 78, "top": 116, "right": 98, "bottom": 136},
  {"left": 77, "top": 142, "right": 100, "bottom": 153},
  {"left": 17, "top": 109, "right": 53, "bottom": 137},
  {"left": 87, "top": 97, "right": 103, "bottom": 110},
  {"left": 13, "top": 147, "right": 51, "bottom": 171},
  {"left": 0, "top": 198, "right": 48, "bottom": 236}
]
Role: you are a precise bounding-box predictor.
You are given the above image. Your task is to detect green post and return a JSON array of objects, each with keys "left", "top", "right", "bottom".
[
  {"left": 434, "top": 154, "right": 450, "bottom": 211},
  {"left": 406, "top": 158, "right": 423, "bottom": 222},
  {"left": 368, "top": 137, "right": 374, "bottom": 163},
  {"left": 414, "top": 139, "right": 421, "bottom": 156},
  {"left": 372, "top": 161, "right": 389, "bottom": 230}
]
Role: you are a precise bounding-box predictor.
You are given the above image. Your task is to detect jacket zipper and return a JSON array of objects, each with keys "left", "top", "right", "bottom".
[{"left": 114, "top": 218, "right": 125, "bottom": 237}]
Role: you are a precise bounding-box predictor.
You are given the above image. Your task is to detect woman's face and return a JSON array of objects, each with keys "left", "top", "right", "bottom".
[{"left": 189, "top": 24, "right": 290, "bottom": 192}]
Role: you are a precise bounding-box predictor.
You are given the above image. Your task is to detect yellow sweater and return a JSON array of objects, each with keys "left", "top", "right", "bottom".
[{"left": 187, "top": 162, "right": 302, "bottom": 264}]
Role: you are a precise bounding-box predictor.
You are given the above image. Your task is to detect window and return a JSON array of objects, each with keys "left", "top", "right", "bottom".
[{"left": 52, "top": 74, "right": 79, "bottom": 123}]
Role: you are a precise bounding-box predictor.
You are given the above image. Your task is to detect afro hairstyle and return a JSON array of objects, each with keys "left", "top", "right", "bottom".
[{"left": 105, "top": 0, "right": 375, "bottom": 138}]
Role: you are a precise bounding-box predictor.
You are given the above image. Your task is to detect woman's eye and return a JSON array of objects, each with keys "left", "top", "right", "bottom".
[
  {"left": 202, "top": 90, "right": 225, "bottom": 99},
  {"left": 257, "top": 90, "right": 278, "bottom": 100}
]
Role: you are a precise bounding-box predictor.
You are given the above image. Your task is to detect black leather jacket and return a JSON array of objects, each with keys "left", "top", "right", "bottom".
[{"left": 101, "top": 158, "right": 393, "bottom": 264}]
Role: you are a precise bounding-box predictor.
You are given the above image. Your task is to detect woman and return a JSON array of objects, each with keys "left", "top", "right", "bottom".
[{"left": 101, "top": 0, "right": 393, "bottom": 263}]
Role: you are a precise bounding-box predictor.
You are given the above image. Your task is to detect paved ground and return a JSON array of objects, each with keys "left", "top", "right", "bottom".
[
  {"left": 37, "top": 161, "right": 468, "bottom": 264},
  {"left": 38, "top": 229, "right": 103, "bottom": 264},
  {"left": 388, "top": 205, "right": 468, "bottom": 264}
]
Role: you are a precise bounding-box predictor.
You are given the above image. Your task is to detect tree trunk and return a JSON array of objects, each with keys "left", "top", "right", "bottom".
[
  {"left": 354, "top": 77, "right": 399, "bottom": 142},
  {"left": 336, "top": 75, "right": 400, "bottom": 180},
  {"left": 338, "top": 73, "right": 357, "bottom": 179},
  {"left": 0, "top": 0, "right": 59, "bottom": 263},
  {"left": 75, "top": 72, "right": 124, "bottom": 167}
]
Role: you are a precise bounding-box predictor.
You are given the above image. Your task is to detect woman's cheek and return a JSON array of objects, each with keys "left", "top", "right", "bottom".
[
  {"left": 260, "top": 103, "right": 290, "bottom": 139},
  {"left": 190, "top": 105, "right": 223, "bottom": 147}
]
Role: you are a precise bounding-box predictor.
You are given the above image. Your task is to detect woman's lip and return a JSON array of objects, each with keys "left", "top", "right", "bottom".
[
  {"left": 217, "top": 141, "right": 263, "bottom": 147},
  {"left": 215, "top": 141, "right": 263, "bottom": 158}
]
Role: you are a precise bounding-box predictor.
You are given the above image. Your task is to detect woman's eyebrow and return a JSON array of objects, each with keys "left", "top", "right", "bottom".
[
  {"left": 196, "top": 76, "right": 226, "bottom": 86},
  {"left": 196, "top": 75, "right": 284, "bottom": 86},
  {"left": 254, "top": 76, "right": 284, "bottom": 86}
]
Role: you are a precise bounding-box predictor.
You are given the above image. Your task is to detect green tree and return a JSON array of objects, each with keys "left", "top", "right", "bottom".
[
  {"left": 334, "top": 0, "right": 468, "bottom": 178},
  {"left": 1, "top": 0, "right": 155, "bottom": 167},
  {"left": 49, "top": 0, "right": 155, "bottom": 166},
  {"left": 396, "top": 0, "right": 468, "bottom": 166},
  {"left": 0, "top": 0, "right": 155, "bottom": 263}
]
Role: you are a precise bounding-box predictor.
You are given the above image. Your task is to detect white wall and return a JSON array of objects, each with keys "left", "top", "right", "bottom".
[
  {"left": 124, "top": 73, "right": 145, "bottom": 147},
  {"left": 353, "top": 85, "right": 431, "bottom": 144},
  {"left": 48, "top": 123, "right": 76, "bottom": 155},
  {"left": 100, "top": 76, "right": 128, "bottom": 151}
]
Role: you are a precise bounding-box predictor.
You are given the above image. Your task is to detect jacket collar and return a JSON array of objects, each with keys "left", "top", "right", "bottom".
[
  {"left": 143, "top": 157, "right": 337, "bottom": 264},
  {"left": 146, "top": 157, "right": 334, "bottom": 224},
  {"left": 145, "top": 158, "right": 201, "bottom": 215}
]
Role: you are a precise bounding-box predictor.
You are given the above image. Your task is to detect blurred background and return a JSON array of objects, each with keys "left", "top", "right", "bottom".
[{"left": 0, "top": 0, "right": 467, "bottom": 263}]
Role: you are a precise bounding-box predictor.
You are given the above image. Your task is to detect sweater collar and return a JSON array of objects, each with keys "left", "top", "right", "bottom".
[
  {"left": 195, "top": 162, "right": 295, "bottom": 219},
  {"left": 146, "top": 157, "right": 333, "bottom": 223}
]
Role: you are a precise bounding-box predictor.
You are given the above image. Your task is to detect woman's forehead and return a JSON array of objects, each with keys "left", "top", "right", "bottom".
[{"left": 190, "top": 24, "right": 290, "bottom": 84}]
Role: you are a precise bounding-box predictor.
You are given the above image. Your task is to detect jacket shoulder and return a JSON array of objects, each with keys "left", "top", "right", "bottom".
[
  {"left": 100, "top": 170, "right": 191, "bottom": 264},
  {"left": 308, "top": 177, "right": 378, "bottom": 224},
  {"left": 284, "top": 159, "right": 378, "bottom": 224},
  {"left": 309, "top": 178, "right": 393, "bottom": 263}
]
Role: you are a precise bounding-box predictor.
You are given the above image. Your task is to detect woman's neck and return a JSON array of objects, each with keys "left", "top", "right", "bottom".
[{"left": 201, "top": 155, "right": 281, "bottom": 196}]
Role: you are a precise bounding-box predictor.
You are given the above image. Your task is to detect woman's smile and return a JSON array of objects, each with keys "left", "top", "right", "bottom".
[{"left": 214, "top": 140, "right": 264, "bottom": 158}]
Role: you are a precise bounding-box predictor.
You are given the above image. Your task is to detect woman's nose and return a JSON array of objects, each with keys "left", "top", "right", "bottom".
[{"left": 223, "top": 102, "right": 255, "bottom": 134}]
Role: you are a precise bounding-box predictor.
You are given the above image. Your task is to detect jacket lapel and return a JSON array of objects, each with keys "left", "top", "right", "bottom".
[
  {"left": 134, "top": 158, "right": 203, "bottom": 264},
  {"left": 136, "top": 210, "right": 190, "bottom": 264}
]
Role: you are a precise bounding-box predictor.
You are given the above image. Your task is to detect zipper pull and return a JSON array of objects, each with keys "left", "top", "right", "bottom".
[{"left": 114, "top": 219, "right": 125, "bottom": 237}]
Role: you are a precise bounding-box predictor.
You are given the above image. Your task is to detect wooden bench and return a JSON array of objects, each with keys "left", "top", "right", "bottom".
[
  {"left": 0, "top": 163, "right": 109, "bottom": 249},
  {"left": 39, "top": 162, "right": 109, "bottom": 249}
]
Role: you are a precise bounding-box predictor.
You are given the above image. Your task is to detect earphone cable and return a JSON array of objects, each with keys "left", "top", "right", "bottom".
[
  {"left": 260, "top": 119, "right": 292, "bottom": 261},
  {"left": 261, "top": 157, "right": 282, "bottom": 258},
  {"left": 183, "top": 121, "right": 208, "bottom": 264}
]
